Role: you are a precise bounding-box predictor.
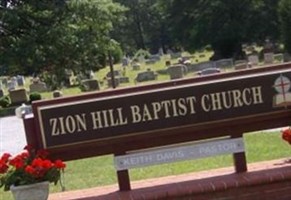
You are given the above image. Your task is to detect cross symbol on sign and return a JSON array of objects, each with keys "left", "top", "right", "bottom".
[{"left": 273, "top": 75, "right": 291, "bottom": 103}]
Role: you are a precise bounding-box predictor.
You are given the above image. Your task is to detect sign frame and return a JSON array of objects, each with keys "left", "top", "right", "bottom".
[{"left": 23, "top": 62, "right": 291, "bottom": 191}]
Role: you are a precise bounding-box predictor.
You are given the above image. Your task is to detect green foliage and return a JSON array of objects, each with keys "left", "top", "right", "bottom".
[
  {"left": 133, "top": 49, "right": 151, "bottom": 60},
  {"left": 0, "top": 0, "right": 125, "bottom": 88},
  {"left": 279, "top": 0, "right": 291, "bottom": 54},
  {"left": 29, "top": 92, "right": 42, "bottom": 103},
  {"left": 160, "top": 0, "right": 280, "bottom": 59},
  {"left": 110, "top": 45, "right": 123, "bottom": 64},
  {"left": 112, "top": 0, "right": 170, "bottom": 53},
  {"left": 0, "top": 96, "right": 11, "bottom": 108}
]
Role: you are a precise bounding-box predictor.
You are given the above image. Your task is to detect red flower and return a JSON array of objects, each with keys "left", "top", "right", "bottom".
[
  {"left": 0, "top": 145, "right": 66, "bottom": 191},
  {"left": 42, "top": 160, "right": 53, "bottom": 169},
  {"left": 282, "top": 128, "right": 291, "bottom": 144},
  {"left": 54, "top": 160, "right": 66, "bottom": 169},
  {"left": 9, "top": 156, "right": 25, "bottom": 169},
  {"left": 1, "top": 153, "right": 11, "bottom": 162},
  {"left": 31, "top": 158, "right": 43, "bottom": 168},
  {"left": 0, "top": 161, "right": 8, "bottom": 174},
  {"left": 20, "top": 151, "right": 29, "bottom": 159},
  {"left": 36, "top": 149, "right": 49, "bottom": 159},
  {"left": 25, "top": 165, "right": 36, "bottom": 175}
]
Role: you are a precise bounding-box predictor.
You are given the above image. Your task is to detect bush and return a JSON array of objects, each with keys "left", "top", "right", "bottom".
[
  {"left": 29, "top": 92, "right": 42, "bottom": 103},
  {"left": 111, "top": 45, "right": 123, "bottom": 64},
  {"left": 0, "top": 96, "right": 11, "bottom": 108}
]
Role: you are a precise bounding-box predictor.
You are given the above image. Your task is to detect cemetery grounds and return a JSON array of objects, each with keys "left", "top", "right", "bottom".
[{"left": 1, "top": 50, "right": 291, "bottom": 199}]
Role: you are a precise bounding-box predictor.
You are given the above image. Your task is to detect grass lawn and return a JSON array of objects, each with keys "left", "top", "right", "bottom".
[{"left": 1, "top": 130, "right": 290, "bottom": 199}]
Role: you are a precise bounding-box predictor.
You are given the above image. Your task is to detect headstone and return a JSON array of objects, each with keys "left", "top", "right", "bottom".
[
  {"left": 15, "top": 104, "right": 32, "bottom": 118},
  {"left": 264, "top": 53, "right": 274, "bottom": 64},
  {"left": 7, "top": 81, "right": 16, "bottom": 91},
  {"left": 138, "top": 55, "right": 145, "bottom": 63},
  {"left": 119, "top": 77, "right": 129, "bottom": 84},
  {"left": 89, "top": 70, "right": 95, "bottom": 79},
  {"left": 274, "top": 53, "right": 284, "bottom": 63},
  {"left": 215, "top": 59, "right": 233, "bottom": 68},
  {"left": 107, "top": 77, "right": 120, "bottom": 88},
  {"left": 11, "top": 76, "right": 17, "bottom": 87},
  {"left": 132, "top": 63, "right": 141, "bottom": 71},
  {"left": 248, "top": 55, "right": 259, "bottom": 66},
  {"left": 9, "top": 88, "right": 28, "bottom": 105},
  {"left": 234, "top": 60, "right": 248, "bottom": 65},
  {"left": 81, "top": 79, "right": 100, "bottom": 91},
  {"left": 188, "top": 61, "right": 215, "bottom": 72},
  {"left": 122, "top": 56, "right": 129, "bottom": 67},
  {"left": 16, "top": 75, "right": 25, "bottom": 87},
  {"left": 52, "top": 90, "right": 63, "bottom": 98},
  {"left": 235, "top": 63, "right": 248, "bottom": 70},
  {"left": 64, "top": 69, "right": 73, "bottom": 87},
  {"left": 166, "top": 49, "right": 174, "bottom": 55},
  {"left": 158, "top": 48, "right": 164, "bottom": 56},
  {"left": 168, "top": 64, "right": 188, "bottom": 80},
  {"left": 29, "top": 82, "right": 48, "bottom": 93},
  {"left": 148, "top": 55, "right": 161, "bottom": 62},
  {"left": 135, "top": 70, "right": 157, "bottom": 83},
  {"left": 106, "top": 70, "right": 122, "bottom": 78}
]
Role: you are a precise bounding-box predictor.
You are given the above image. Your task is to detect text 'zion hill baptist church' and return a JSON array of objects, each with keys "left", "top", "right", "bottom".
[{"left": 48, "top": 86, "right": 263, "bottom": 136}]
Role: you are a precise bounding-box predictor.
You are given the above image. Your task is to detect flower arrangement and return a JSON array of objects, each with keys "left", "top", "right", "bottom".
[
  {"left": 282, "top": 128, "right": 291, "bottom": 144},
  {"left": 0, "top": 145, "right": 66, "bottom": 191}
]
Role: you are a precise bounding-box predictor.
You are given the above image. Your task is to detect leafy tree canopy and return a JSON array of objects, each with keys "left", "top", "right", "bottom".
[
  {"left": 0, "top": 0, "right": 125, "bottom": 88},
  {"left": 159, "top": 0, "right": 280, "bottom": 60}
]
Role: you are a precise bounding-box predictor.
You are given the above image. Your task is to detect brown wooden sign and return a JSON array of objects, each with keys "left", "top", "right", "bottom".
[
  {"left": 35, "top": 69, "right": 291, "bottom": 150},
  {"left": 23, "top": 63, "right": 291, "bottom": 191}
]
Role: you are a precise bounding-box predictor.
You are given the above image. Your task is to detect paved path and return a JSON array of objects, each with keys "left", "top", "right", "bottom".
[{"left": 0, "top": 116, "right": 27, "bottom": 155}]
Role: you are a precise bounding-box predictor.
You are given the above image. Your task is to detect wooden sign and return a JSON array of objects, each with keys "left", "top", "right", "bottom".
[
  {"left": 24, "top": 63, "right": 291, "bottom": 191},
  {"left": 35, "top": 69, "right": 291, "bottom": 149},
  {"left": 114, "top": 138, "right": 244, "bottom": 170}
]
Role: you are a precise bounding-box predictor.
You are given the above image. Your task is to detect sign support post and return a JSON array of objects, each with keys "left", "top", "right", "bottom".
[
  {"left": 115, "top": 152, "right": 131, "bottom": 191},
  {"left": 232, "top": 133, "right": 247, "bottom": 173}
]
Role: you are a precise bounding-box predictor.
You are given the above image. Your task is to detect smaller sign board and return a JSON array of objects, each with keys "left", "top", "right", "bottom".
[{"left": 114, "top": 138, "right": 244, "bottom": 171}]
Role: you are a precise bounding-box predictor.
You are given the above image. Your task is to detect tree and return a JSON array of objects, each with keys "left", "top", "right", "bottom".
[
  {"left": 160, "top": 0, "right": 280, "bottom": 60},
  {"left": 0, "top": 0, "right": 125, "bottom": 88},
  {"left": 279, "top": 0, "right": 291, "bottom": 54},
  {"left": 112, "top": 0, "right": 172, "bottom": 54}
]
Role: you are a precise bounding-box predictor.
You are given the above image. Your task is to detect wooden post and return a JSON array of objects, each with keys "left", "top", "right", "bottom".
[
  {"left": 231, "top": 133, "right": 247, "bottom": 173},
  {"left": 23, "top": 115, "right": 39, "bottom": 149},
  {"left": 108, "top": 51, "right": 116, "bottom": 89},
  {"left": 114, "top": 152, "right": 131, "bottom": 191}
]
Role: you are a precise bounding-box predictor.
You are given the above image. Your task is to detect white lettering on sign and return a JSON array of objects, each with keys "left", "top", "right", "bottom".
[
  {"left": 50, "top": 114, "right": 87, "bottom": 136},
  {"left": 47, "top": 86, "right": 263, "bottom": 137},
  {"left": 114, "top": 138, "right": 244, "bottom": 171},
  {"left": 130, "top": 96, "right": 197, "bottom": 123},
  {"left": 201, "top": 86, "right": 263, "bottom": 112}
]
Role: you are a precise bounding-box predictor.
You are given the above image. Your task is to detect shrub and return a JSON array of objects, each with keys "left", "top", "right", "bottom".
[
  {"left": 111, "top": 45, "right": 123, "bottom": 64},
  {"left": 29, "top": 92, "right": 42, "bottom": 103},
  {"left": 0, "top": 96, "right": 10, "bottom": 108}
]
